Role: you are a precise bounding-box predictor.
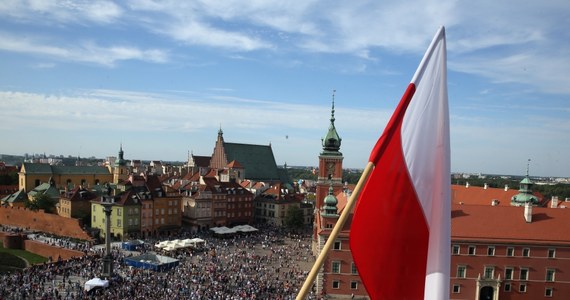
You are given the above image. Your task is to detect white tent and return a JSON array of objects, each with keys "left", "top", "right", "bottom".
[{"left": 84, "top": 278, "right": 109, "bottom": 292}]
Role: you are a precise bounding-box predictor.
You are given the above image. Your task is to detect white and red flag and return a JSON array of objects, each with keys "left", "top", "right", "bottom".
[{"left": 349, "top": 26, "right": 450, "bottom": 300}]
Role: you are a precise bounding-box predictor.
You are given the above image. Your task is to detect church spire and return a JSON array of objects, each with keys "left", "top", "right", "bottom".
[{"left": 321, "top": 90, "right": 342, "bottom": 155}]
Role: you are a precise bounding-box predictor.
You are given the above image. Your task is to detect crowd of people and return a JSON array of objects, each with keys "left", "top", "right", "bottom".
[{"left": 0, "top": 225, "right": 318, "bottom": 299}]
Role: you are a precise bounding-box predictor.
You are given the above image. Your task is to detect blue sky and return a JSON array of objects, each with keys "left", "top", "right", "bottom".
[{"left": 0, "top": 0, "right": 569, "bottom": 177}]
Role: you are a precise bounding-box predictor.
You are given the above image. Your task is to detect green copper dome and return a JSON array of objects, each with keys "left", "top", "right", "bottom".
[
  {"left": 322, "top": 184, "right": 339, "bottom": 217},
  {"left": 511, "top": 160, "right": 540, "bottom": 206}
]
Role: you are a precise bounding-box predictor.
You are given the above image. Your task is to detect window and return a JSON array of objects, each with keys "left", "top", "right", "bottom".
[
  {"left": 457, "top": 265, "right": 466, "bottom": 278},
  {"left": 350, "top": 281, "right": 358, "bottom": 290},
  {"left": 522, "top": 248, "right": 530, "bottom": 257},
  {"left": 546, "top": 269, "right": 555, "bottom": 282},
  {"left": 519, "top": 283, "right": 527, "bottom": 293},
  {"left": 487, "top": 246, "right": 495, "bottom": 256},
  {"left": 520, "top": 268, "right": 529, "bottom": 280},
  {"left": 545, "top": 287, "right": 553, "bottom": 297},
  {"left": 452, "top": 245, "right": 460, "bottom": 255},
  {"left": 117, "top": 208, "right": 122, "bottom": 216},
  {"left": 332, "top": 261, "right": 341, "bottom": 274},
  {"left": 93, "top": 215, "right": 96, "bottom": 222},
  {"left": 93, "top": 205, "right": 96, "bottom": 212},
  {"left": 505, "top": 267, "right": 513, "bottom": 280},
  {"left": 504, "top": 283, "right": 511, "bottom": 292},
  {"left": 117, "top": 219, "right": 121, "bottom": 227},
  {"left": 507, "top": 247, "right": 514, "bottom": 257},
  {"left": 332, "top": 281, "right": 340, "bottom": 289},
  {"left": 468, "top": 245, "right": 476, "bottom": 255},
  {"left": 351, "top": 262, "right": 358, "bottom": 274},
  {"left": 333, "top": 241, "right": 341, "bottom": 250},
  {"left": 548, "top": 249, "right": 556, "bottom": 258},
  {"left": 484, "top": 266, "right": 494, "bottom": 279},
  {"left": 452, "top": 284, "right": 460, "bottom": 293}
]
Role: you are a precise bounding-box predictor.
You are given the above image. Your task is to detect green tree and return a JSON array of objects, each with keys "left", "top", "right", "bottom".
[
  {"left": 25, "top": 193, "right": 57, "bottom": 213},
  {"left": 285, "top": 205, "right": 305, "bottom": 232}
]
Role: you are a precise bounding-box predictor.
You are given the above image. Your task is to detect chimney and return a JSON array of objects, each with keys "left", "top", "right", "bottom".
[
  {"left": 551, "top": 196, "right": 559, "bottom": 208},
  {"left": 524, "top": 202, "right": 532, "bottom": 223},
  {"left": 504, "top": 184, "right": 509, "bottom": 191}
]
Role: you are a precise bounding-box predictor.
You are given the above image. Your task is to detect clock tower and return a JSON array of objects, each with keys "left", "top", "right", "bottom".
[{"left": 316, "top": 91, "right": 344, "bottom": 211}]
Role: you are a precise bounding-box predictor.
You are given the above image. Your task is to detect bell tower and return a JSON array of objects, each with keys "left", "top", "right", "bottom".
[
  {"left": 113, "top": 144, "right": 128, "bottom": 184},
  {"left": 316, "top": 91, "right": 344, "bottom": 210}
]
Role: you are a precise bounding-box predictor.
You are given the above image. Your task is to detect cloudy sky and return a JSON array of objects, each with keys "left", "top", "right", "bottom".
[{"left": 0, "top": 0, "right": 569, "bottom": 177}]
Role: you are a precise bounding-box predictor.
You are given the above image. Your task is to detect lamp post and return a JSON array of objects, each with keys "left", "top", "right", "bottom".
[{"left": 101, "top": 195, "right": 114, "bottom": 279}]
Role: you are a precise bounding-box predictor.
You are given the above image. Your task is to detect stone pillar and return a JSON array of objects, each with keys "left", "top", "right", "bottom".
[{"left": 101, "top": 196, "right": 114, "bottom": 279}]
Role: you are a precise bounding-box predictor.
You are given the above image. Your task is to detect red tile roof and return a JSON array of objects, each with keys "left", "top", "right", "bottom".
[
  {"left": 226, "top": 160, "right": 243, "bottom": 168},
  {"left": 450, "top": 184, "right": 543, "bottom": 206},
  {"left": 452, "top": 204, "right": 570, "bottom": 245}
]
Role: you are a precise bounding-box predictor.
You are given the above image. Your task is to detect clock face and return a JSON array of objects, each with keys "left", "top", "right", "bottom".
[{"left": 327, "top": 162, "right": 335, "bottom": 177}]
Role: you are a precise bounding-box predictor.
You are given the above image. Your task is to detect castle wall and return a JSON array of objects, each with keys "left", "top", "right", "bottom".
[{"left": 0, "top": 206, "right": 92, "bottom": 240}]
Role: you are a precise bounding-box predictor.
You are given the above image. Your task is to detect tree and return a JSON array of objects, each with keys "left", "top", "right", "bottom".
[
  {"left": 285, "top": 205, "right": 305, "bottom": 232},
  {"left": 25, "top": 193, "right": 57, "bottom": 213}
]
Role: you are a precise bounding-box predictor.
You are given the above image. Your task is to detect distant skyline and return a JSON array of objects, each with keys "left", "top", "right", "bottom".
[{"left": 0, "top": 1, "right": 569, "bottom": 177}]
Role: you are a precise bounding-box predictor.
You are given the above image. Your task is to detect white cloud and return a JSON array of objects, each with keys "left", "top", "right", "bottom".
[
  {"left": 0, "top": 0, "right": 122, "bottom": 24},
  {"left": 0, "top": 32, "right": 168, "bottom": 66}
]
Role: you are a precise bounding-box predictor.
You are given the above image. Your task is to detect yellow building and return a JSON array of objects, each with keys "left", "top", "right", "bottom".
[
  {"left": 19, "top": 163, "right": 112, "bottom": 192},
  {"left": 91, "top": 189, "right": 141, "bottom": 241}
]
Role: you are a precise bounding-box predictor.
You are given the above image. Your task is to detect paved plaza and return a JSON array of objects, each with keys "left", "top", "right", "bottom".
[{"left": 0, "top": 226, "right": 319, "bottom": 299}]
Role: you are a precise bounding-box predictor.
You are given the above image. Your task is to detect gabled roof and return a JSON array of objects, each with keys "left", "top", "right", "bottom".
[
  {"left": 223, "top": 142, "right": 280, "bottom": 181},
  {"left": 452, "top": 204, "right": 570, "bottom": 245},
  {"left": 226, "top": 160, "right": 243, "bottom": 169},
  {"left": 63, "top": 187, "right": 98, "bottom": 202},
  {"left": 192, "top": 155, "right": 211, "bottom": 168},
  {"left": 28, "top": 183, "right": 60, "bottom": 199},
  {"left": 115, "top": 190, "right": 143, "bottom": 206},
  {"left": 21, "top": 163, "right": 111, "bottom": 175},
  {"left": 1, "top": 189, "right": 28, "bottom": 204}
]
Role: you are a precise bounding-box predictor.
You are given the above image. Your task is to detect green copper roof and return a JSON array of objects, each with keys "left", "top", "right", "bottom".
[
  {"left": 1, "top": 189, "right": 28, "bottom": 204},
  {"left": 322, "top": 185, "right": 339, "bottom": 217},
  {"left": 520, "top": 177, "right": 533, "bottom": 185},
  {"left": 321, "top": 93, "right": 342, "bottom": 155},
  {"left": 223, "top": 142, "right": 280, "bottom": 181},
  {"left": 22, "top": 163, "right": 110, "bottom": 175}
]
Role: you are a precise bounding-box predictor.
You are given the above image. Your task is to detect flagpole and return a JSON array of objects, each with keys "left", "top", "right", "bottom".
[{"left": 296, "top": 161, "right": 375, "bottom": 300}]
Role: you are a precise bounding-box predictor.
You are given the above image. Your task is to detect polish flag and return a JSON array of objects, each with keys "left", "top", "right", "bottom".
[{"left": 349, "top": 27, "right": 450, "bottom": 300}]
